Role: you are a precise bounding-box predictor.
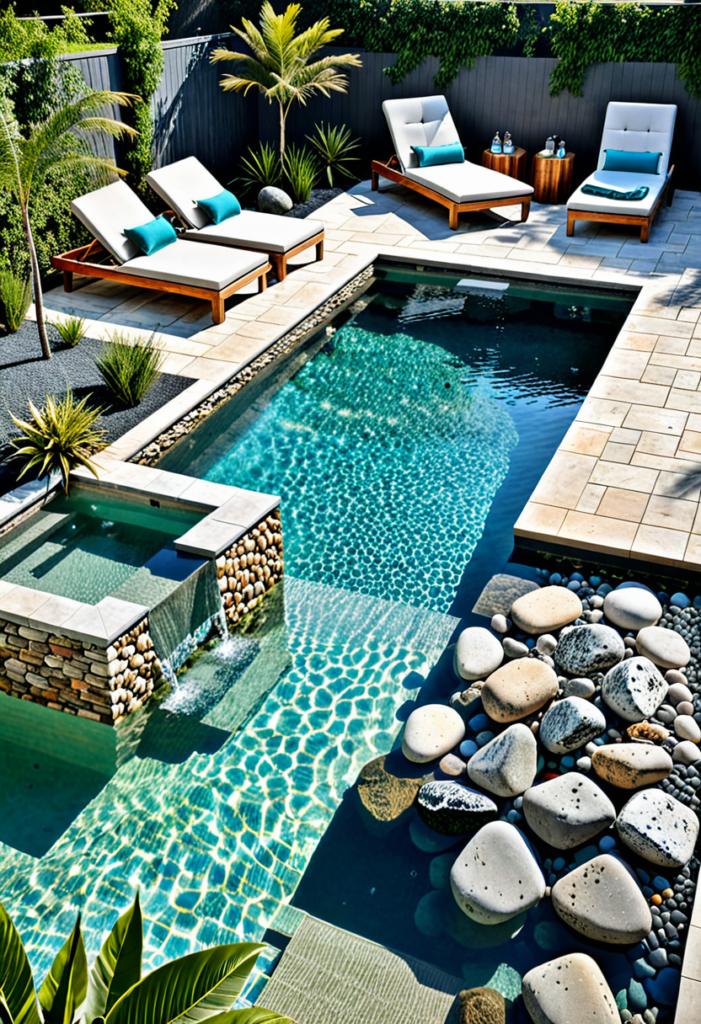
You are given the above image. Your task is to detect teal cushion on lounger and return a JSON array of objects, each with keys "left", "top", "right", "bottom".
[
  {"left": 412, "top": 142, "right": 465, "bottom": 167},
  {"left": 602, "top": 150, "right": 662, "bottom": 174},
  {"left": 197, "top": 189, "right": 241, "bottom": 224},
  {"left": 124, "top": 215, "right": 176, "bottom": 256}
]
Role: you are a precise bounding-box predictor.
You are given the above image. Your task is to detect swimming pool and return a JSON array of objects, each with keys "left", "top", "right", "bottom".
[{"left": 0, "top": 271, "right": 631, "bottom": 1001}]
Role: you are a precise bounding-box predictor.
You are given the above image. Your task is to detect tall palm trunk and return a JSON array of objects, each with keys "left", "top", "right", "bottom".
[
  {"left": 278, "top": 99, "right": 285, "bottom": 162},
  {"left": 23, "top": 203, "right": 51, "bottom": 360}
]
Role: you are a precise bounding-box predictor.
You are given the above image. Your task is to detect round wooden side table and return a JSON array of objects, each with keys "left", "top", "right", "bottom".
[
  {"left": 530, "top": 153, "right": 575, "bottom": 204},
  {"left": 482, "top": 147, "right": 527, "bottom": 182}
]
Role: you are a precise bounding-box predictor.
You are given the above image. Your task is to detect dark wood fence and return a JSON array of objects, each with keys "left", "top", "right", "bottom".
[{"left": 60, "top": 37, "right": 701, "bottom": 192}]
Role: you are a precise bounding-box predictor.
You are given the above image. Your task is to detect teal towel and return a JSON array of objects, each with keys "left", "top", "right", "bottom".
[{"left": 581, "top": 183, "right": 650, "bottom": 202}]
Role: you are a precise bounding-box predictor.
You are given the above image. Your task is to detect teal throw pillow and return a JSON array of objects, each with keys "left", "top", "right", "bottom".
[
  {"left": 197, "top": 189, "right": 241, "bottom": 224},
  {"left": 412, "top": 142, "right": 465, "bottom": 168},
  {"left": 602, "top": 150, "right": 662, "bottom": 175},
  {"left": 124, "top": 215, "right": 177, "bottom": 257}
]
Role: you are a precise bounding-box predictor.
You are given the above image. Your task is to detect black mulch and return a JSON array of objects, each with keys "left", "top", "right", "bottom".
[
  {"left": 0, "top": 320, "right": 195, "bottom": 496},
  {"left": 285, "top": 188, "right": 343, "bottom": 219}
]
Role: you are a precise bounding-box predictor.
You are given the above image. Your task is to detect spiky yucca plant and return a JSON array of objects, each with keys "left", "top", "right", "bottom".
[
  {"left": 307, "top": 123, "right": 360, "bottom": 186},
  {"left": 10, "top": 390, "right": 105, "bottom": 493}
]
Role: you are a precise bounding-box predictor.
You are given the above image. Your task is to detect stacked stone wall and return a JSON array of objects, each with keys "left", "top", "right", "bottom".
[
  {"left": 216, "top": 511, "right": 284, "bottom": 628},
  {"left": 0, "top": 616, "right": 161, "bottom": 726}
]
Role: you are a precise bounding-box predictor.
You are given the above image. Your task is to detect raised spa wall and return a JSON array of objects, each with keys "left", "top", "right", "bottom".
[{"left": 0, "top": 465, "right": 283, "bottom": 727}]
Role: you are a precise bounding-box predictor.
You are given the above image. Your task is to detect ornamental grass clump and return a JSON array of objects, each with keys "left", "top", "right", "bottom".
[
  {"left": 0, "top": 268, "right": 31, "bottom": 332},
  {"left": 96, "top": 329, "right": 163, "bottom": 407},
  {"left": 51, "top": 314, "right": 88, "bottom": 348},
  {"left": 307, "top": 122, "right": 361, "bottom": 186},
  {"left": 283, "top": 143, "right": 319, "bottom": 203},
  {"left": 10, "top": 390, "right": 105, "bottom": 493}
]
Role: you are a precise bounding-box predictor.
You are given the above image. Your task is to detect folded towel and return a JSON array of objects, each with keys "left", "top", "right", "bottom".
[{"left": 581, "top": 184, "right": 650, "bottom": 202}]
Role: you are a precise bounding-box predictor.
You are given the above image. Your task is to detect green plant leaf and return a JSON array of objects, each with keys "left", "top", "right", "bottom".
[
  {"left": 209, "top": 1009, "right": 295, "bottom": 1023},
  {"left": 0, "top": 991, "right": 15, "bottom": 1024},
  {"left": 84, "top": 895, "right": 143, "bottom": 1022},
  {"left": 0, "top": 903, "right": 40, "bottom": 1024},
  {"left": 38, "top": 914, "right": 87, "bottom": 1024},
  {"left": 104, "top": 943, "right": 265, "bottom": 1024}
]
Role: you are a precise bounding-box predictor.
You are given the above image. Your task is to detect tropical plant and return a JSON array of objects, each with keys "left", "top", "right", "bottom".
[
  {"left": 0, "top": 895, "right": 293, "bottom": 1024},
  {"left": 9, "top": 390, "right": 105, "bottom": 494},
  {"left": 307, "top": 122, "right": 360, "bottom": 187},
  {"left": 236, "top": 142, "right": 283, "bottom": 198},
  {"left": 211, "top": 2, "right": 362, "bottom": 161},
  {"left": 0, "top": 88, "right": 136, "bottom": 361},
  {"left": 282, "top": 142, "right": 319, "bottom": 203},
  {"left": 0, "top": 6, "right": 94, "bottom": 65},
  {"left": 96, "top": 330, "right": 163, "bottom": 407},
  {"left": 51, "top": 315, "right": 88, "bottom": 348},
  {"left": 0, "top": 269, "right": 31, "bottom": 332}
]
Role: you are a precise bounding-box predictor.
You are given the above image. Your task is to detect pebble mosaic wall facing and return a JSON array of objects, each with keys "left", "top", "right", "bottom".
[
  {"left": 0, "top": 616, "right": 161, "bottom": 725},
  {"left": 216, "top": 512, "right": 284, "bottom": 629}
]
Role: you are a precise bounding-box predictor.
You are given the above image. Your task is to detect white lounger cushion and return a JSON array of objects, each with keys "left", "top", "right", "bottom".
[
  {"left": 72, "top": 179, "right": 151, "bottom": 263},
  {"left": 405, "top": 162, "right": 532, "bottom": 204},
  {"left": 116, "top": 239, "right": 267, "bottom": 291},
  {"left": 147, "top": 156, "right": 229, "bottom": 230},
  {"left": 568, "top": 171, "right": 667, "bottom": 217},
  {"left": 382, "top": 96, "right": 462, "bottom": 172},
  {"left": 183, "top": 211, "right": 323, "bottom": 254},
  {"left": 597, "top": 102, "right": 676, "bottom": 177}
]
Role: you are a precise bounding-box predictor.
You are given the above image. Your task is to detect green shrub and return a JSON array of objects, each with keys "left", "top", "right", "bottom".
[
  {"left": 96, "top": 329, "right": 164, "bottom": 407},
  {"left": 284, "top": 143, "right": 320, "bottom": 204},
  {"left": 307, "top": 122, "right": 361, "bottom": 187},
  {"left": 0, "top": 269, "right": 32, "bottom": 332},
  {"left": 52, "top": 315, "right": 88, "bottom": 347},
  {"left": 236, "top": 142, "right": 283, "bottom": 199},
  {"left": 10, "top": 390, "right": 105, "bottom": 493}
]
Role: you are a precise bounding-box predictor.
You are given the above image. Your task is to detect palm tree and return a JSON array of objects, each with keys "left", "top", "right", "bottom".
[
  {"left": 0, "top": 89, "right": 137, "bottom": 360},
  {"left": 211, "top": 2, "right": 361, "bottom": 161}
]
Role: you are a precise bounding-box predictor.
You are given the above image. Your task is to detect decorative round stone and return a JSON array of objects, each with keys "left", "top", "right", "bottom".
[
  {"left": 603, "top": 586, "right": 662, "bottom": 631},
  {"left": 450, "top": 821, "right": 545, "bottom": 924},
  {"left": 491, "top": 614, "right": 509, "bottom": 634},
  {"left": 636, "top": 626, "right": 690, "bottom": 669},
  {"left": 673, "top": 740, "right": 701, "bottom": 765},
  {"left": 522, "top": 773, "right": 615, "bottom": 849},
  {"left": 538, "top": 696, "right": 606, "bottom": 754},
  {"left": 510, "top": 586, "right": 582, "bottom": 635},
  {"left": 675, "top": 714, "right": 701, "bottom": 743},
  {"left": 417, "top": 780, "right": 498, "bottom": 836},
  {"left": 257, "top": 185, "right": 293, "bottom": 214},
  {"left": 563, "top": 677, "right": 596, "bottom": 699},
  {"left": 551, "top": 854, "right": 652, "bottom": 944},
  {"left": 454, "top": 626, "right": 504, "bottom": 681},
  {"left": 440, "top": 753, "right": 466, "bottom": 776},
  {"left": 481, "top": 659, "right": 559, "bottom": 723},
  {"left": 667, "top": 682, "right": 693, "bottom": 706},
  {"left": 467, "top": 723, "right": 538, "bottom": 798},
  {"left": 522, "top": 953, "right": 618, "bottom": 1024},
  {"left": 553, "top": 624, "right": 625, "bottom": 676},
  {"left": 601, "top": 657, "right": 668, "bottom": 723},
  {"left": 402, "top": 704, "right": 466, "bottom": 763},
  {"left": 616, "top": 789, "right": 700, "bottom": 867},
  {"left": 591, "top": 743, "right": 673, "bottom": 789}
]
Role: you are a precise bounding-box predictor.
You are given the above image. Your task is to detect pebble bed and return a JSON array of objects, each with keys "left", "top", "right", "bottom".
[{"left": 415, "top": 568, "right": 701, "bottom": 1023}]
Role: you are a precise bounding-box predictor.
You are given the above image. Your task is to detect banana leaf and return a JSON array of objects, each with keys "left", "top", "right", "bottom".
[
  {"left": 84, "top": 895, "right": 142, "bottom": 1022},
  {"left": 38, "top": 915, "right": 87, "bottom": 1024},
  {"left": 0, "top": 903, "right": 40, "bottom": 1024}
]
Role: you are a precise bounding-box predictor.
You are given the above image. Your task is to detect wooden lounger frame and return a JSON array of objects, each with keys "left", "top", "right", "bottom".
[
  {"left": 567, "top": 166, "right": 675, "bottom": 244},
  {"left": 371, "top": 154, "right": 532, "bottom": 230},
  {"left": 52, "top": 239, "right": 270, "bottom": 325}
]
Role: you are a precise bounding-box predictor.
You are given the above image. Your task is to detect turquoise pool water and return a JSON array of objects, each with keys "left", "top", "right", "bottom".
[{"left": 0, "top": 272, "right": 630, "bottom": 1002}]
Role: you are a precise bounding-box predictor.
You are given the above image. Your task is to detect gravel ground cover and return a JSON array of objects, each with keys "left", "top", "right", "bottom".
[{"left": 284, "top": 187, "right": 343, "bottom": 219}]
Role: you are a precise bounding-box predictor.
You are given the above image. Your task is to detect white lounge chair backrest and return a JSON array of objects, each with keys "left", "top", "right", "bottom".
[
  {"left": 598, "top": 102, "right": 677, "bottom": 177},
  {"left": 382, "top": 96, "right": 461, "bottom": 173},
  {"left": 71, "top": 179, "right": 153, "bottom": 263},
  {"left": 147, "top": 157, "right": 223, "bottom": 231}
]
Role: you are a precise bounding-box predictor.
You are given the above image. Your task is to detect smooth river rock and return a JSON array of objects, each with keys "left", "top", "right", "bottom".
[
  {"left": 450, "top": 821, "right": 545, "bottom": 924},
  {"left": 510, "top": 586, "right": 582, "bottom": 635},
  {"left": 257, "top": 185, "right": 293, "bottom": 213},
  {"left": 674, "top": 714, "right": 701, "bottom": 743},
  {"left": 417, "top": 781, "right": 498, "bottom": 836},
  {"left": 522, "top": 773, "right": 615, "bottom": 849},
  {"left": 522, "top": 953, "right": 618, "bottom": 1024},
  {"left": 601, "top": 657, "right": 668, "bottom": 722},
  {"left": 636, "top": 626, "right": 691, "bottom": 669},
  {"left": 592, "top": 743, "right": 673, "bottom": 789},
  {"left": 467, "top": 724, "right": 538, "bottom": 798},
  {"left": 539, "top": 696, "right": 606, "bottom": 754},
  {"left": 603, "top": 584, "right": 662, "bottom": 631},
  {"left": 616, "top": 789, "right": 700, "bottom": 868},
  {"left": 552, "top": 624, "right": 625, "bottom": 676},
  {"left": 455, "top": 627, "right": 504, "bottom": 681},
  {"left": 551, "top": 854, "right": 652, "bottom": 944},
  {"left": 481, "top": 659, "right": 559, "bottom": 723},
  {"left": 403, "top": 704, "right": 465, "bottom": 763}
]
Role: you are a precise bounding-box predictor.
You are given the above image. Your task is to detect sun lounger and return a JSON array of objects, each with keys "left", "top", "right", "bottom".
[
  {"left": 371, "top": 96, "right": 533, "bottom": 229},
  {"left": 53, "top": 180, "right": 270, "bottom": 324},
  {"left": 146, "top": 157, "right": 324, "bottom": 281},
  {"left": 567, "top": 102, "right": 676, "bottom": 243}
]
